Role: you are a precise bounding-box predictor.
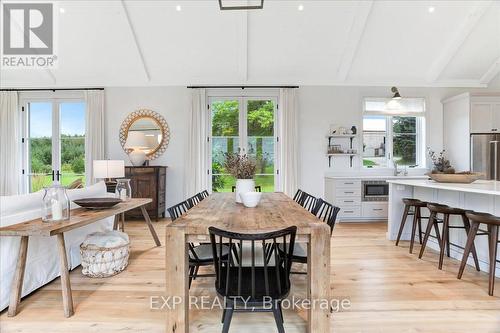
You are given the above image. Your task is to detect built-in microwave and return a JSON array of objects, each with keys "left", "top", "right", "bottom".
[{"left": 362, "top": 180, "right": 389, "bottom": 201}]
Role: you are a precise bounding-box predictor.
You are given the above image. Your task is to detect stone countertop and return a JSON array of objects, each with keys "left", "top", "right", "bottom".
[
  {"left": 386, "top": 179, "right": 500, "bottom": 196},
  {"left": 326, "top": 175, "right": 429, "bottom": 180}
]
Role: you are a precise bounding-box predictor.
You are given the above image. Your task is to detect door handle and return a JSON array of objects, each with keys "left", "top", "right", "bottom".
[
  {"left": 56, "top": 170, "right": 61, "bottom": 181},
  {"left": 52, "top": 170, "right": 55, "bottom": 181}
]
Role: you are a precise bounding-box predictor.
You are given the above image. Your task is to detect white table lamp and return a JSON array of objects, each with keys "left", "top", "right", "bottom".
[
  {"left": 93, "top": 160, "right": 125, "bottom": 192},
  {"left": 124, "top": 132, "right": 148, "bottom": 166}
]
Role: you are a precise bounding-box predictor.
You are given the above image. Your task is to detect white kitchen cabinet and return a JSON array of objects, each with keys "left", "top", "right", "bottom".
[
  {"left": 493, "top": 103, "right": 500, "bottom": 132},
  {"left": 470, "top": 102, "right": 495, "bottom": 133},
  {"left": 325, "top": 177, "right": 387, "bottom": 222},
  {"left": 361, "top": 202, "right": 388, "bottom": 219},
  {"left": 443, "top": 93, "right": 500, "bottom": 171}
]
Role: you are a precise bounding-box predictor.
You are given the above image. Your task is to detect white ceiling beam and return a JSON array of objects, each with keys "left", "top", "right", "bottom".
[
  {"left": 239, "top": 10, "right": 248, "bottom": 82},
  {"left": 480, "top": 56, "right": 500, "bottom": 85},
  {"left": 426, "top": 1, "right": 493, "bottom": 83},
  {"left": 336, "top": 0, "right": 373, "bottom": 82},
  {"left": 120, "top": 0, "right": 151, "bottom": 82}
]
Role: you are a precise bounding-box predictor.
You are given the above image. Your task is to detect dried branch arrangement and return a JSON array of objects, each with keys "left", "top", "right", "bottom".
[{"left": 224, "top": 153, "right": 256, "bottom": 179}]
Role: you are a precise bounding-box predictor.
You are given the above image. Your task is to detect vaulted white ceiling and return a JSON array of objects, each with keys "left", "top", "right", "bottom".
[{"left": 1, "top": 0, "right": 500, "bottom": 88}]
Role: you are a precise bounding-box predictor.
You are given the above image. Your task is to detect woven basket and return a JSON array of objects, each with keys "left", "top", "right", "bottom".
[{"left": 80, "top": 235, "right": 130, "bottom": 278}]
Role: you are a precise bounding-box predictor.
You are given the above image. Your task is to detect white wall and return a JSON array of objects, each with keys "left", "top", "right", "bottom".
[
  {"left": 296, "top": 86, "right": 498, "bottom": 197},
  {"left": 103, "top": 83, "right": 500, "bottom": 207},
  {"left": 105, "top": 87, "right": 190, "bottom": 209}
]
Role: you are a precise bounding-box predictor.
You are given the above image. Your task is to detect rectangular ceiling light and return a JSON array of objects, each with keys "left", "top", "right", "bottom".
[{"left": 218, "top": 0, "right": 264, "bottom": 10}]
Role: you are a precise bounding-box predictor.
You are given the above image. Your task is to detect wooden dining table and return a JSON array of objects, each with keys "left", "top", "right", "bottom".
[{"left": 165, "top": 192, "right": 331, "bottom": 332}]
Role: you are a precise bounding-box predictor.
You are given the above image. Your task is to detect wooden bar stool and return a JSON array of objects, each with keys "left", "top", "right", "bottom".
[
  {"left": 459, "top": 211, "right": 499, "bottom": 296},
  {"left": 395, "top": 198, "right": 428, "bottom": 254},
  {"left": 419, "top": 203, "right": 481, "bottom": 271}
]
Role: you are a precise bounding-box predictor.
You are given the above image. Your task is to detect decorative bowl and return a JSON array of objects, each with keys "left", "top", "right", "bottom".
[
  {"left": 73, "top": 198, "right": 122, "bottom": 209},
  {"left": 427, "top": 172, "right": 483, "bottom": 184},
  {"left": 240, "top": 192, "right": 262, "bottom": 208}
]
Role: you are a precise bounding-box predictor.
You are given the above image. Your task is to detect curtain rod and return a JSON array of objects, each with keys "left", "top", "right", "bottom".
[
  {"left": 0, "top": 88, "right": 104, "bottom": 91},
  {"left": 187, "top": 85, "right": 299, "bottom": 89}
]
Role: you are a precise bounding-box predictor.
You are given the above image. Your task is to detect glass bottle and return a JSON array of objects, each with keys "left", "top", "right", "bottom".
[
  {"left": 41, "top": 183, "right": 70, "bottom": 222},
  {"left": 115, "top": 179, "right": 132, "bottom": 201}
]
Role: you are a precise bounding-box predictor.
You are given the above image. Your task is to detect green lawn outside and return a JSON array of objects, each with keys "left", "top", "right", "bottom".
[{"left": 31, "top": 173, "right": 86, "bottom": 192}]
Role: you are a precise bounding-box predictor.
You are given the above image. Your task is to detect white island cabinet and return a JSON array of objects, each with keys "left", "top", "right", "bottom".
[{"left": 387, "top": 179, "right": 500, "bottom": 277}]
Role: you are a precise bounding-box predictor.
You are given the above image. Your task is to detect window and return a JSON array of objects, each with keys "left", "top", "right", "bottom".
[
  {"left": 21, "top": 97, "right": 86, "bottom": 192},
  {"left": 362, "top": 98, "right": 425, "bottom": 168},
  {"left": 209, "top": 96, "right": 279, "bottom": 193}
]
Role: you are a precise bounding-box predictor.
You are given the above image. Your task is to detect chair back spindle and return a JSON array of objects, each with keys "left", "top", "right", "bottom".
[{"left": 209, "top": 226, "right": 297, "bottom": 302}]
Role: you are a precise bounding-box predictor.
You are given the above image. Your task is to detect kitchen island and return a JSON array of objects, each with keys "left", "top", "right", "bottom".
[{"left": 387, "top": 179, "right": 500, "bottom": 277}]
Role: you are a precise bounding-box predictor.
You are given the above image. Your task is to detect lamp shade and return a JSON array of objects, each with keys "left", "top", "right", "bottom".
[
  {"left": 93, "top": 160, "right": 125, "bottom": 179},
  {"left": 124, "top": 131, "right": 148, "bottom": 149}
]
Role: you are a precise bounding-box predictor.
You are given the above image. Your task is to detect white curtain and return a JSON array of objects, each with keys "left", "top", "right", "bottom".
[
  {"left": 0, "top": 92, "right": 20, "bottom": 195},
  {"left": 280, "top": 88, "right": 299, "bottom": 197},
  {"left": 85, "top": 90, "right": 106, "bottom": 185},
  {"left": 184, "top": 88, "right": 208, "bottom": 197}
]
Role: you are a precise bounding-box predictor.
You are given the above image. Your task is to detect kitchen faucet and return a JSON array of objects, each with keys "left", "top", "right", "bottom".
[{"left": 393, "top": 160, "right": 408, "bottom": 176}]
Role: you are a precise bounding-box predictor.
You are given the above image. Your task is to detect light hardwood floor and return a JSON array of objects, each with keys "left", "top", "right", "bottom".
[{"left": 1, "top": 220, "right": 499, "bottom": 333}]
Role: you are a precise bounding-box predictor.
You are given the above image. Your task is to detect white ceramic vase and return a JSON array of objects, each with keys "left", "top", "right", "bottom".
[
  {"left": 128, "top": 149, "right": 146, "bottom": 166},
  {"left": 235, "top": 179, "right": 255, "bottom": 203}
]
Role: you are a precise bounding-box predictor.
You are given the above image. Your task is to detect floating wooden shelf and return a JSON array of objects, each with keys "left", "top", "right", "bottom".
[
  {"left": 326, "top": 154, "right": 358, "bottom": 167},
  {"left": 327, "top": 134, "right": 358, "bottom": 167},
  {"left": 326, "top": 134, "right": 357, "bottom": 138},
  {"left": 326, "top": 153, "right": 358, "bottom": 156}
]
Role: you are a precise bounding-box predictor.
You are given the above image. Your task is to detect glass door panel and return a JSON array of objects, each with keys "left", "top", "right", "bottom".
[
  {"left": 60, "top": 102, "right": 86, "bottom": 187},
  {"left": 246, "top": 99, "right": 275, "bottom": 192},
  {"left": 28, "top": 102, "right": 53, "bottom": 192},
  {"left": 211, "top": 99, "right": 240, "bottom": 192}
]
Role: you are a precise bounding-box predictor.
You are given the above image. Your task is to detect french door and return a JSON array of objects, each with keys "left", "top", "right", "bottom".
[
  {"left": 209, "top": 96, "right": 280, "bottom": 193},
  {"left": 21, "top": 99, "right": 86, "bottom": 192}
]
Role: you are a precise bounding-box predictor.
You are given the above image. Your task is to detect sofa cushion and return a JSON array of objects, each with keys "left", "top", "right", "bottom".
[{"left": 0, "top": 181, "right": 108, "bottom": 227}]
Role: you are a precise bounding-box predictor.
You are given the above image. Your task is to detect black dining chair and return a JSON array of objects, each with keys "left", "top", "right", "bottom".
[
  {"left": 168, "top": 200, "right": 227, "bottom": 288},
  {"left": 315, "top": 199, "right": 341, "bottom": 234},
  {"left": 209, "top": 226, "right": 297, "bottom": 333},
  {"left": 167, "top": 200, "right": 190, "bottom": 220},
  {"left": 199, "top": 190, "right": 209, "bottom": 199},
  {"left": 187, "top": 194, "right": 202, "bottom": 208},
  {"left": 231, "top": 185, "right": 262, "bottom": 192},
  {"left": 298, "top": 192, "right": 318, "bottom": 214},
  {"left": 279, "top": 199, "right": 339, "bottom": 274},
  {"left": 293, "top": 189, "right": 304, "bottom": 203}
]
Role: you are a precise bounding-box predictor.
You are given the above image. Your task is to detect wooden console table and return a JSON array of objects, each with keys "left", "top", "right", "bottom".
[{"left": 0, "top": 198, "right": 160, "bottom": 318}]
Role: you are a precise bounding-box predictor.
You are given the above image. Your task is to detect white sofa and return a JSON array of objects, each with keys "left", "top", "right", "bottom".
[{"left": 0, "top": 181, "right": 114, "bottom": 311}]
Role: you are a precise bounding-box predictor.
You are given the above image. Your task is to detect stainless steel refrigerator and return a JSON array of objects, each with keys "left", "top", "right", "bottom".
[{"left": 471, "top": 134, "right": 500, "bottom": 180}]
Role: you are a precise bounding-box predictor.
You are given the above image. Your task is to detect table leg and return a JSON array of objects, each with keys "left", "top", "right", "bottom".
[
  {"left": 113, "top": 214, "right": 119, "bottom": 230},
  {"left": 141, "top": 206, "right": 161, "bottom": 246},
  {"left": 56, "top": 233, "right": 74, "bottom": 318},
  {"left": 121, "top": 213, "right": 125, "bottom": 232},
  {"left": 307, "top": 225, "right": 331, "bottom": 333},
  {"left": 8, "top": 236, "right": 29, "bottom": 317},
  {"left": 165, "top": 227, "right": 188, "bottom": 333}
]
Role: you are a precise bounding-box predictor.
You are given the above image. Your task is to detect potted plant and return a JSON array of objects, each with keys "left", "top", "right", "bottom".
[
  {"left": 224, "top": 152, "right": 257, "bottom": 203},
  {"left": 427, "top": 148, "right": 455, "bottom": 174}
]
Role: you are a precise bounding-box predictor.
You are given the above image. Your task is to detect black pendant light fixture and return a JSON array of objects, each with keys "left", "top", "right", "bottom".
[
  {"left": 218, "top": 0, "right": 264, "bottom": 10},
  {"left": 391, "top": 86, "right": 402, "bottom": 100}
]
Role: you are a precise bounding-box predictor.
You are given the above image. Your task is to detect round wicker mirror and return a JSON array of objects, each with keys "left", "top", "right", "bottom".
[{"left": 119, "top": 109, "right": 170, "bottom": 160}]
